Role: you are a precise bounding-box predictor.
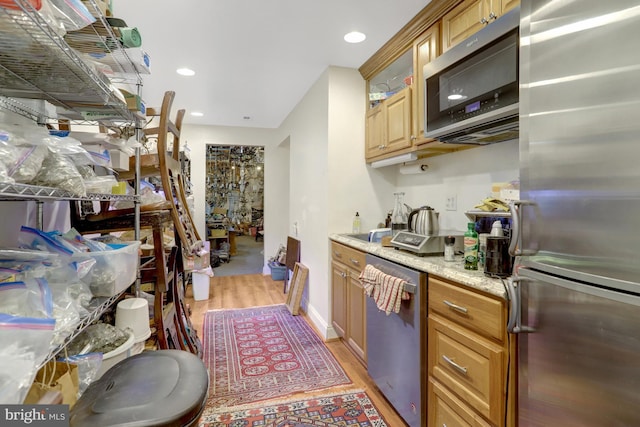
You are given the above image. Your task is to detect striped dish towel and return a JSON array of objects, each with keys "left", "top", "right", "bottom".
[
  {"left": 359, "top": 264, "right": 382, "bottom": 297},
  {"left": 374, "top": 271, "right": 410, "bottom": 315}
]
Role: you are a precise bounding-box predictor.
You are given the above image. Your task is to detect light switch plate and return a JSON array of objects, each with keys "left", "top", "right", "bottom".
[{"left": 446, "top": 195, "right": 457, "bottom": 211}]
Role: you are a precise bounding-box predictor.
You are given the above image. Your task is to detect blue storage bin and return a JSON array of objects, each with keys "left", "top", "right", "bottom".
[{"left": 268, "top": 261, "right": 286, "bottom": 281}]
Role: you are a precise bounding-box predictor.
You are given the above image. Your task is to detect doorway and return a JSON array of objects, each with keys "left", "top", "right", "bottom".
[{"left": 205, "top": 145, "right": 264, "bottom": 276}]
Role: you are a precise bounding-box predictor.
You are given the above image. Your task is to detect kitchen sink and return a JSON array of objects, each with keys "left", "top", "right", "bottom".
[{"left": 344, "top": 233, "right": 370, "bottom": 242}]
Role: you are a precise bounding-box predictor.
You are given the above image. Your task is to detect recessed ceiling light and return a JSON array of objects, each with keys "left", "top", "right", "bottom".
[
  {"left": 243, "top": 116, "right": 251, "bottom": 120},
  {"left": 344, "top": 31, "right": 366, "bottom": 43},
  {"left": 190, "top": 111, "right": 204, "bottom": 117},
  {"left": 176, "top": 68, "right": 195, "bottom": 76}
]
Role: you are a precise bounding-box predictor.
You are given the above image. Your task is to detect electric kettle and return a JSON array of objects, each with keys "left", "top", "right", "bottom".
[{"left": 408, "top": 206, "right": 439, "bottom": 236}]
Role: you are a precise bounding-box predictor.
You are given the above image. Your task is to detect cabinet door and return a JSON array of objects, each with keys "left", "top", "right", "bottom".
[
  {"left": 346, "top": 271, "right": 366, "bottom": 362},
  {"left": 413, "top": 23, "right": 440, "bottom": 145},
  {"left": 365, "top": 103, "right": 385, "bottom": 159},
  {"left": 429, "top": 315, "right": 505, "bottom": 426},
  {"left": 429, "top": 378, "right": 492, "bottom": 427},
  {"left": 498, "top": 0, "right": 519, "bottom": 15},
  {"left": 331, "top": 261, "right": 348, "bottom": 338},
  {"left": 441, "top": 0, "right": 488, "bottom": 53},
  {"left": 385, "top": 86, "right": 412, "bottom": 151}
]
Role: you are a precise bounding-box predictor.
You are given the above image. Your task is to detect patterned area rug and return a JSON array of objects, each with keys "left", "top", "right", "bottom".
[
  {"left": 199, "top": 390, "right": 388, "bottom": 427},
  {"left": 203, "top": 304, "right": 352, "bottom": 408}
]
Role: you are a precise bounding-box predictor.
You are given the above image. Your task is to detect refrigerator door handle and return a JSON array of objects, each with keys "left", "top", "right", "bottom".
[
  {"left": 506, "top": 275, "right": 535, "bottom": 334},
  {"left": 509, "top": 200, "right": 539, "bottom": 256}
]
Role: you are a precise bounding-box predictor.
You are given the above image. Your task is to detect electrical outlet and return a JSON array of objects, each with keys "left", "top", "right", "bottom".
[{"left": 446, "top": 195, "right": 457, "bottom": 211}]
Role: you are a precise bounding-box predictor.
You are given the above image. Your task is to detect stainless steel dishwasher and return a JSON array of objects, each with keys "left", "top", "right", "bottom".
[{"left": 365, "top": 253, "right": 426, "bottom": 427}]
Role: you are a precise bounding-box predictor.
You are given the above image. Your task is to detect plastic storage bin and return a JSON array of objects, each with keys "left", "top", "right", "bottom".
[
  {"left": 268, "top": 261, "right": 286, "bottom": 281},
  {"left": 73, "top": 241, "right": 141, "bottom": 297}
]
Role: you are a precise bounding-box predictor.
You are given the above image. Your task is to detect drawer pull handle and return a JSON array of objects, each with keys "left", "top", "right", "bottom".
[
  {"left": 443, "top": 300, "right": 468, "bottom": 314},
  {"left": 333, "top": 251, "right": 342, "bottom": 258},
  {"left": 442, "top": 355, "right": 467, "bottom": 375},
  {"left": 349, "top": 258, "right": 360, "bottom": 265}
]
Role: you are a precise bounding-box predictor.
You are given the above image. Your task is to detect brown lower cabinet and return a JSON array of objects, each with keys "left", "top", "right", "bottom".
[
  {"left": 427, "top": 276, "right": 516, "bottom": 427},
  {"left": 330, "top": 241, "right": 367, "bottom": 364}
]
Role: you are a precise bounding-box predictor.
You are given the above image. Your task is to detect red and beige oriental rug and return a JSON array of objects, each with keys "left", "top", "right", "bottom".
[
  {"left": 202, "top": 304, "right": 352, "bottom": 409},
  {"left": 199, "top": 389, "right": 388, "bottom": 427}
]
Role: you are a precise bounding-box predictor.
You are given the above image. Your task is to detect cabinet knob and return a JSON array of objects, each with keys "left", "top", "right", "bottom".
[
  {"left": 480, "top": 17, "right": 489, "bottom": 25},
  {"left": 349, "top": 258, "right": 360, "bottom": 266},
  {"left": 378, "top": 144, "right": 386, "bottom": 150},
  {"left": 489, "top": 12, "right": 498, "bottom": 20},
  {"left": 410, "top": 135, "right": 416, "bottom": 141},
  {"left": 333, "top": 251, "right": 342, "bottom": 258},
  {"left": 341, "top": 272, "right": 348, "bottom": 278}
]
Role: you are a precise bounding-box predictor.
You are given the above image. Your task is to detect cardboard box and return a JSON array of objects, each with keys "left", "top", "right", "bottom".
[
  {"left": 119, "top": 89, "right": 145, "bottom": 114},
  {"left": 109, "top": 149, "right": 130, "bottom": 171},
  {"left": 184, "top": 241, "right": 210, "bottom": 271}
]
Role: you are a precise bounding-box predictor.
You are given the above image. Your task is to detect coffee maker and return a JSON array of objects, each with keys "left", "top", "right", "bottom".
[{"left": 484, "top": 236, "right": 513, "bottom": 277}]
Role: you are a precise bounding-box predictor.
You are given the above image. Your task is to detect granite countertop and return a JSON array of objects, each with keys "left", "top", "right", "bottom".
[{"left": 330, "top": 233, "right": 509, "bottom": 299}]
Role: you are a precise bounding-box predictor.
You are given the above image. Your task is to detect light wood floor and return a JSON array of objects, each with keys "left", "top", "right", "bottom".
[{"left": 185, "top": 273, "right": 408, "bottom": 426}]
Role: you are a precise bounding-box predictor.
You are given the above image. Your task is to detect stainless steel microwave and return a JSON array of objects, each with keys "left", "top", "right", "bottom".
[{"left": 424, "top": 6, "right": 519, "bottom": 144}]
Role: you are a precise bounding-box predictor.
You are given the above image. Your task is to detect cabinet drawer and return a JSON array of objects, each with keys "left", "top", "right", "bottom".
[
  {"left": 429, "top": 315, "right": 505, "bottom": 426},
  {"left": 330, "top": 242, "right": 365, "bottom": 273},
  {"left": 428, "top": 378, "right": 492, "bottom": 427},
  {"left": 428, "top": 277, "right": 504, "bottom": 341}
]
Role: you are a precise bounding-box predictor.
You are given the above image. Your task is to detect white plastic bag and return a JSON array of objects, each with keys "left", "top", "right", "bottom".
[{"left": 0, "top": 314, "right": 56, "bottom": 404}]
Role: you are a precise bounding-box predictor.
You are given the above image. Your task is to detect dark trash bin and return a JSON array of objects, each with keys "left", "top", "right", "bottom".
[{"left": 70, "top": 350, "right": 209, "bottom": 427}]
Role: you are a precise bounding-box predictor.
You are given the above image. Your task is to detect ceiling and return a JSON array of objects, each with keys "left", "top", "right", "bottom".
[{"left": 115, "top": 0, "right": 430, "bottom": 129}]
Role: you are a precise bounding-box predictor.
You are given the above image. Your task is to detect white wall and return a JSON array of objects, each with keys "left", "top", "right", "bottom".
[
  {"left": 327, "top": 67, "right": 398, "bottom": 234},
  {"left": 273, "top": 70, "right": 332, "bottom": 332},
  {"left": 395, "top": 140, "right": 519, "bottom": 231}
]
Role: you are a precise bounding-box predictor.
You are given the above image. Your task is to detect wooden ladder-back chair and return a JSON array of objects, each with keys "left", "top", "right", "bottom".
[
  {"left": 69, "top": 90, "right": 202, "bottom": 357},
  {"left": 117, "top": 90, "right": 204, "bottom": 261}
]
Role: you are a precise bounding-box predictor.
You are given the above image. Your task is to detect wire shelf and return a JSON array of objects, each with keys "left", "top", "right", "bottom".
[
  {"left": 0, "top": 182, "right": 140, "bottom": 202},
  {"left": 0, "top": 0, "right": 141, "bottom": 123},
  {"left": 38, "top": 291, "right": 126, "bottom": 369}
]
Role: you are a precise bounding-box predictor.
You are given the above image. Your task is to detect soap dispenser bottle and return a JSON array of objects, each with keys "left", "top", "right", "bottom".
[{"left": 352, "top": 212, "right": 361, "bottom": 233}]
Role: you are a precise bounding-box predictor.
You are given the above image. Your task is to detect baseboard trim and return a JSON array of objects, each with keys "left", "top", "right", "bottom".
[{"left": 301, "top": 297, "right": 340, "bottom": 341}]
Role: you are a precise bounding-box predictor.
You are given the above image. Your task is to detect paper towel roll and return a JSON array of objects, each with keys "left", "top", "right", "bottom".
[{"left": 399, "top": 164, "right": 428, "bottom": 175}]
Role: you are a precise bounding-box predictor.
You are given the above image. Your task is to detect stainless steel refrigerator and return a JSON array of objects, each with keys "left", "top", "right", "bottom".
[{"left": 508, "top": 1, "right": 640, "bottom": 425}]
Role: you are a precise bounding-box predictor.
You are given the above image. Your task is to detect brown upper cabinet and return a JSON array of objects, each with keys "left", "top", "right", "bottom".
[
  {"left": 360, "top": 0, "right": 519, "bottom": 164},
  {"left": 442, "top": 0, "right": 520, "bottom": 53},
  {"left": 365, "top": 49, "right": 414, "bottom": 161},
  {"left": 412, "top": 24, "right": 440, "bottom": 146}
]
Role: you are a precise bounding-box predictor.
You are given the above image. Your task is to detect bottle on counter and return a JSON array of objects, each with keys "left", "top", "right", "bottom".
[
  {"left": 352, "top": 212, "right": 361, "bottom": 233},
  {"left": 391, "top": 192, "right": 409, "bottom": 236},
  {"left": 384, "top": 212, "right": 392, "bottom": 228},
  {"left": 464, "top": 222, "right": 479, "bottom": 270},
  {"left": 478, "top": 233, "right": 490, "bottom": 269},
  {"left": 444, "top": 235, "right": 456, "bottom": 262}
]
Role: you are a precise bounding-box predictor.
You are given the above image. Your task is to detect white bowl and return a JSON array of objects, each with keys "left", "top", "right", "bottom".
[{"left": 96, "top": 330, "right": 135, "bottom": 379}]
